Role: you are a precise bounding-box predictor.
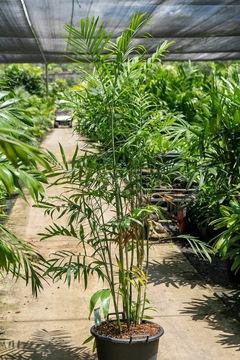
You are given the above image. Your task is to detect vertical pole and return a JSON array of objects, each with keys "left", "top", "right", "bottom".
[{"left": 45, "top": 63, "right": 49, "bottom": 96}]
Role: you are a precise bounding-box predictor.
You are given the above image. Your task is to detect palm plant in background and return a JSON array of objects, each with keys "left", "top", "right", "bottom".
[
  {"left": 0, "top": 64, "right": 46, "bottom": 97},
  {"left": 210, "top": 196, "right": 240, "bottom": 275},
  {"left": 165, "top": 64, "right": 240, "bottom": 273},
  {"left": 204, "top": 69, "right": 240, "bottom": 273},
  {"left": 12, "top": 87, "right": 53, "bottom": 141}
]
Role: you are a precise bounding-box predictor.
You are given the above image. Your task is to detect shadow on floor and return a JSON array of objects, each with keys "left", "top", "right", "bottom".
[
  {"left": 148, "top": 254, "right": 205, "bottom": 289},
  {"left": 0, "top": 329, "right": 97, "bottom": 359},
  {"left": 181, "top": 295, "right": 240, "bottom": 351},
  {"left": 148, "top": 256, "right": 240, "bottom": 351}
]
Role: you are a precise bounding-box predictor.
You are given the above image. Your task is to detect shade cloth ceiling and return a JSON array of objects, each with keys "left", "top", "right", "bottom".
[{"left": 1, "top": 0, "right": 240, "bottom": 64}]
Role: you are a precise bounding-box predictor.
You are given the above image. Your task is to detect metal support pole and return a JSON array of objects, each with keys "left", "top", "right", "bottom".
[{"left": 45, "top": 63, "right": 49, "bottom": 96}]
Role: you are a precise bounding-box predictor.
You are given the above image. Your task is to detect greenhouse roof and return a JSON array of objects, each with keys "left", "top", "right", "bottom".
[{"left": 1, "top": 0, "right": 240, "bottom": 64}]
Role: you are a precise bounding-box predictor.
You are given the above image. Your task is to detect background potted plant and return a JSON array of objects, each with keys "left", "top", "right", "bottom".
[
  {"left": 38, "top": 12, "right": 211, "bottom": 360},
  {"left": 163, "top": 63, "right": 240, "bottom": 283},
  {"left": 210, "top": 195, "right": 240, "bottom": 283}
]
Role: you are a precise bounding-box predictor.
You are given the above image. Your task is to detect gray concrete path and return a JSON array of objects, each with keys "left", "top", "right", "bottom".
[{"left": 0, "top": 128, "right": 239, "bottom": 359}]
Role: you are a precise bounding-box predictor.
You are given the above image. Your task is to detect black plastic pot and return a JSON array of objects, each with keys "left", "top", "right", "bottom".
[
  {"left": 226, "top": 258, "right": 240, "bottom": 284},
  {"left": 162, "top": 152, "right": 182, "bottom": 163},
  {"left": 91, "top": 321, "right": 164, "bottom": 360}
]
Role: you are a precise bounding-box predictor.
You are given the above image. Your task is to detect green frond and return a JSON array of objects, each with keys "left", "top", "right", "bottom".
[
  {"left": 0, "top": 227, "right": 48, "bottom": 297},
  {"left": 64, "top": 17, "right": 113, "bottom": 64}
]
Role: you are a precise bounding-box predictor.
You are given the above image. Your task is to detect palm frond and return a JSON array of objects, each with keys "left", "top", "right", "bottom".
[
  {"left": 64, "top": 17, "right": 113, "bottom": 64},
  {"left": 0, "top": 226, "right": 48, "bottom": 296},
  {"left": 178, "top": 235, "right": 213, "bottom": 263}
]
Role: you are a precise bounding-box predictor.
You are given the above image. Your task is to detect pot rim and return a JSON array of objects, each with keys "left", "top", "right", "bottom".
[{"left": 90, "top": 320, "right": 164, "bottom": 344}]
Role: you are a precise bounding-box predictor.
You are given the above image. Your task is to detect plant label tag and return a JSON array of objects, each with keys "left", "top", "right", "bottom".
[{"left": 94, "top": 307, "right": 101, "bottom": 326}]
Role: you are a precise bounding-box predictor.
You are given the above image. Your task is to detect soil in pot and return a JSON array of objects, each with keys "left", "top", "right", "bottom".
[{"left": 94, "top": 321, "right": 161, "bottom": 339}]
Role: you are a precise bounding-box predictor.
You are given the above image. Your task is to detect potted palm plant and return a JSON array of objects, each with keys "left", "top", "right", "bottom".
[
  {"left": 38, "top": 12, "right": 211, "bottom": 360},
  {"left": 210, "top": 196, "right": 240, "bottom": 283}
]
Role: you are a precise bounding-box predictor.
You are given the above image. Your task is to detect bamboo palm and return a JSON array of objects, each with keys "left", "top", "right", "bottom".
[{"left": 38, "top": 12, "right": 173, "bottom": 334}]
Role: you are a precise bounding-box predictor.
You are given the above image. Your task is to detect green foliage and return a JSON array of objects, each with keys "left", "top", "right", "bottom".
[
  {"left": 49, "top": 79, "right": 69, "bottom": 100},
  {"left": 12, "top": 89, "right": 54, "bottom": 142},
  {"left": 165, "top": 63, "right": 240, "bottom": 271},
  {"left": 38, "top": 12, "right": 212, "bottom": 337},
  {"left": 0, "top": 181, "right": 7, "bottom": 207},
  {"left": 0, "top": 90, "right": 53, "bottom": 295},
  {"left": 0, "top": 64, "right": 45, "bottom": 97},
  {"left": 0, "top": 226, "right": 48, "bottom": 296},
  {"left": 0, "top": 90, "right": 51, "bottom": 177},
  {"left": 38, "top": 13, "right": 173, "bottom": 333},
  {"left": 210, "top": 197, "right": 240, "bottom": 274}
]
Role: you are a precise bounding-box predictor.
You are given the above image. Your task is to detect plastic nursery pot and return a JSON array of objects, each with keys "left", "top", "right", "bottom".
[
  {"left": 177, "top": 207, "right": 190, "bottom": 234},
  {"left": 226, "top": 258, "right": 240, "bottom": 284},
  {"left": 90, "top": 321, "right": 164, "bottom": 360}
]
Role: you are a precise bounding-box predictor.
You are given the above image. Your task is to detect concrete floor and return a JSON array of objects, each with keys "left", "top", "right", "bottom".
[{"left": 0, "top": 128, "right": 240, "bottom": 359}]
